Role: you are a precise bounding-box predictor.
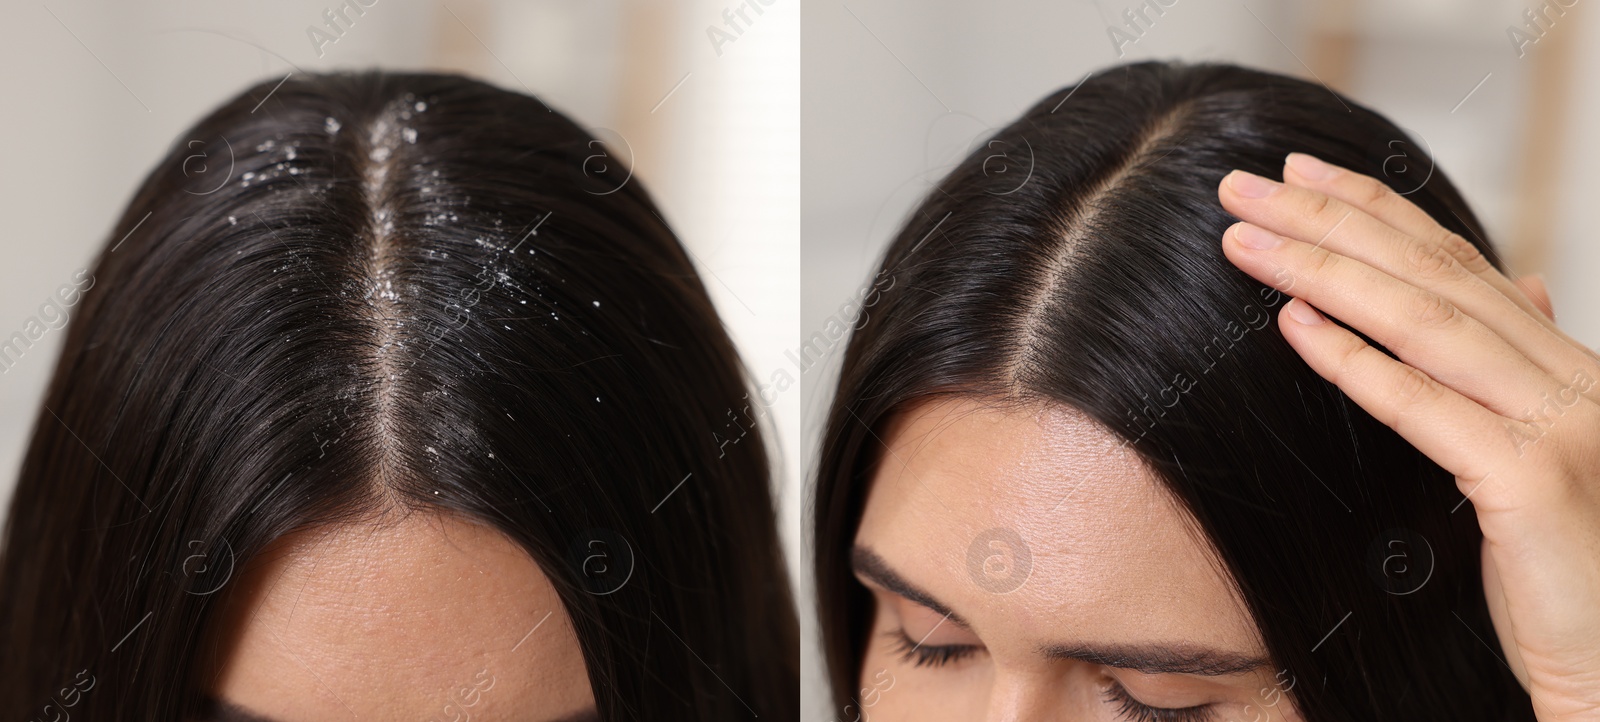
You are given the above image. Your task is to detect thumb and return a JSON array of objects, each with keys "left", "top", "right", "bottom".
[{"left": 1482, "top": 540, "right": 1531, "bottom": 691}]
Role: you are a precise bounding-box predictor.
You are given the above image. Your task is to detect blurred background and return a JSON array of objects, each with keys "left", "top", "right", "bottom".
[
  {"left": 7, "top": 0, "right": 1599, "bottom": 715},
  {"left": 0, "top": 0, "right": 800, "bottom": 640},
  {"left": 801, "top": 0, "right": 1599, "bottom": 717}
]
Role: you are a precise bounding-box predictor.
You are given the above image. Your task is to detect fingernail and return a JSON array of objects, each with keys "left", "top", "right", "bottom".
[
  {"left": 1286, "top": 297, "right": 1326, "bottom": 325},
  {"left": 1286, "top": 153, "right": 1337, "bottom": 181},
  {"left": 1228, "top": 170, "right": 1280, "bottom": 199},
  {"left": 1233, "top": 223, "right": 1283, "bottom": 250}
]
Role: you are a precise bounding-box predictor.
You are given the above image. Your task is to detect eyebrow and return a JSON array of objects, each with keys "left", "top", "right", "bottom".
[
  {"left": 199, "top": 696, "right": 602, "bottom": 722},
  {"left": 850, "top": 544, "right": 1270, "bottom": 677},
  {"left": 1042, "top": 643, "right": 1268, "bottom": 676},
  {"left": 851, "top": 544, "right": 970, "bottom": 628},
  {"left": 197, "top": 699, "right": 277, "bottom": 722}
]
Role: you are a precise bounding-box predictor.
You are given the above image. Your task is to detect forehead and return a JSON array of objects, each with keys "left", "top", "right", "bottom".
[
  {"left": 854, "top": 396, "right": 1260, "bottom": 652},
  {"left": 204, "top": 511, "right": 592, "bottom": 719}
]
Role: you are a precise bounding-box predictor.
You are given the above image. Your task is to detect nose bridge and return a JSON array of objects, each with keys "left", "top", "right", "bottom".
[{"left": 981, "top": 667, "right": 1076, "bottom": 722}]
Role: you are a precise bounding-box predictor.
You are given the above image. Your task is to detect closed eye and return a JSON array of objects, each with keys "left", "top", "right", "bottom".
[
  {"left": 1102, "top": 680, "right": 1216, "bottom": 722},
  {"left": 886, "top": 627, "right": 982, "bottom": 668}
]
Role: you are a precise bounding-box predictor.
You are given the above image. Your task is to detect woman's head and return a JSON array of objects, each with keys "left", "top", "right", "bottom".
[
  {"left": 814, "top": 61, "right": 1529, "bottom": 720},
  {"left": 0, "top": 71, "right": 796, "bottom": 720}
]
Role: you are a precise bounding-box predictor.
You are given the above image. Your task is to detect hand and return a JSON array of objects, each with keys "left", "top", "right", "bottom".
[{"left": 1217, "top": 152, "right": 1600, "bottom": 721}]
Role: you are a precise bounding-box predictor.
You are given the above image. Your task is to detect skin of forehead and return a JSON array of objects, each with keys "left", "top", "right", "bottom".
[
  {"left": 855, "top": 396, "right": 1262, "bottom": 656},
  {"left": 201, "top": 509, "right": 596, "bottom": 719}
]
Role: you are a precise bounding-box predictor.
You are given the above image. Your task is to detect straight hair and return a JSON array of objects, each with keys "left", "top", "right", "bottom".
[
  {"left": 813, "top": 60, "right": 1531, "bottom": 721},
  {"left": 0, "top": 71, "right": 798, "bottom": 721}
]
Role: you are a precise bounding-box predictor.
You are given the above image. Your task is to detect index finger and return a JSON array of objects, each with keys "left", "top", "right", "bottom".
[{"left": 1279, "top": 152, "right": 1554, "bottom": 326}]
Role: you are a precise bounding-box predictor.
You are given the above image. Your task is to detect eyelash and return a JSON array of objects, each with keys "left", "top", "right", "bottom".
[
  {"left": 1102, "top": 680, "right": 1216, "bottom": 722},
  {"left": 886, "top": 627, "right": 980, "bottom": 668},
  {"left": 885, "top": 628, "right": 1216, "bottom": 722}
]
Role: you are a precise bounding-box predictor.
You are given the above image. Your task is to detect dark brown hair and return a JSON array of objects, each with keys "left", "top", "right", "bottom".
[
  {"left": 813, "top": 60, "right": 1530, "bottom": 721},
  {"left": 0, "top": 70, "right": 797, "bottom": 721}
]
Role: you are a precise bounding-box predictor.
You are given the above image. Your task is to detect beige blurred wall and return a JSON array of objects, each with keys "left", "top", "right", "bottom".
[{"left": 0, "top": 0, "right": 801, "bottom": 613}]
